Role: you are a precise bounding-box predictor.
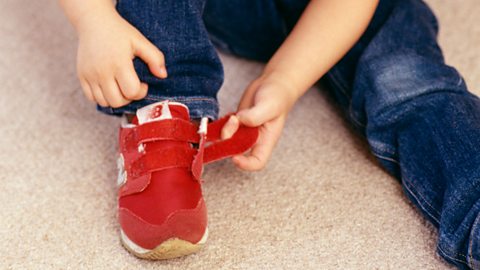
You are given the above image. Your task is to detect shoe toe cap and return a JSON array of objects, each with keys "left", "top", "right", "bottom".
[{"left": 119, "top": 198, "right": 207, "bottom": 250}]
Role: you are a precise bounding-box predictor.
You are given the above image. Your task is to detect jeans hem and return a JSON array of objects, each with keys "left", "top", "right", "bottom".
[
  {"left": 437, "top": 244, "right": 471, "bottom": 269},
  {"left": 436, "top": 217, "right": 480, "bottom": 270},
  {"left": 96, "top": 96, "right": 219, "bottom": 120}
]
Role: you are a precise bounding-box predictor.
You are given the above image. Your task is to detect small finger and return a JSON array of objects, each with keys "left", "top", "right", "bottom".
[
  {"left": 91, "top": 84, "right": 109, "bottom": 107},
  {"left": 79, "top": 78, "right": 94, "bottom": 102}
]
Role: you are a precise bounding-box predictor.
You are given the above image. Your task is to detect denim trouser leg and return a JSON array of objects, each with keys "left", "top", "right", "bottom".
[
  {"left": 329, "top": 1, "right": 480, "bottom": 269},
  {"left": 204, "top": 0, "right": 314, "bottom": 63},
  {"left": 98, "top": 0, "right": 223, "bottom": 119},
  {"left": 205, "top": 0, "right": 480, "bottom": 269},
  {"left": 203, "top": 0, "right": 296, "bottom": 62}
]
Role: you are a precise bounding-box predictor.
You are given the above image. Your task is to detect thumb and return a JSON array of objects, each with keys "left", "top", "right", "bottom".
[
  {"left": 221, "top": 115, "right": 240, "bottom": 140},
  {"left": 133, "top": 36, "right": 168, "bottom": 79},
  {"left": 236, "top": 99, "right": 278, "bottom": 127}
]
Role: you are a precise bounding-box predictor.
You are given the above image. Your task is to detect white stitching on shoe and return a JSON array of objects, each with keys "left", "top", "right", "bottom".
[{"left": 117, "top": 154, "right": 127, "bottom": 187}]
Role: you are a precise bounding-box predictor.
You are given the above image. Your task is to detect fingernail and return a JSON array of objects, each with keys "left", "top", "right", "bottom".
[
  {"left": 221, "top": 123, "right": 233, "bottom": 140},
  {"left": 159, "top": 67, "right": 168, "bottom": 78},
  {"left": 227, "top": 115, "right": 237, "bottom": 125}
]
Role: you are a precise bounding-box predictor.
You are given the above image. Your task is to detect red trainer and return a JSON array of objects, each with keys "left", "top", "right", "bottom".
[{"left": 117, "top": 101, "right": 258, "bottom": 260}]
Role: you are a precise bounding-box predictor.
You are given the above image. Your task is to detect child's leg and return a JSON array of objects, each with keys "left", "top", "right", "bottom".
[
  {"left": 206, "top": 0, "right": 480, "bottom": 268},
  {"left": 326, "top": 0, "right": 480, "bottom": 268},
  {"left": 98, "top": 0, "right": 223, "bottom": 120}
]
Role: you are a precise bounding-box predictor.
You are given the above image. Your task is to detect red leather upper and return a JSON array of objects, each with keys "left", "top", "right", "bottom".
[{"left": 117, "top": 101, "right": 258, "bottom": 249}]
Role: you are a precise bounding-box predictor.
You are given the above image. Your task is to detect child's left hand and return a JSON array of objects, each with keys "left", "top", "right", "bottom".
[
  {"left": 221, "top": 72, "right": 299, "bottom": 171},
  {"left": 219, "top": 0, "right": 379, "bottom": 171}
]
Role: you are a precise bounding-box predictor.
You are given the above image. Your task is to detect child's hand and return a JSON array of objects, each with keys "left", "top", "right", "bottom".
[
  {"left": 221, "top": 72, "right": 299, "bottom": 171},
  {"left": 217, "top": 0, "right": 379, "bottom": 170},
  {"left": 76, "top": 10, "right": 167, "bottom": 108}
]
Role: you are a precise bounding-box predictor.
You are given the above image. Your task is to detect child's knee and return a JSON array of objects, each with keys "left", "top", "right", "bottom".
[{"left": 357, "top": 53, "right": 466, "bottom": 119}]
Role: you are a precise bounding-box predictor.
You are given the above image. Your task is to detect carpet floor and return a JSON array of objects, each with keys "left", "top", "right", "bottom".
[{"left": 1, "top": 0, "right": 479, "bottom": 269}]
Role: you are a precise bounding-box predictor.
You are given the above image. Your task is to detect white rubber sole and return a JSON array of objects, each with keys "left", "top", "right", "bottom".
[{"left": 120, "top": 228, "right": 208, "bottom": 260}]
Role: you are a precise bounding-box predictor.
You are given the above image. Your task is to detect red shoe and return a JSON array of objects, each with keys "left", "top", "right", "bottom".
[{"left": 117, "top": 101, "right": 258, "bottom": 260}]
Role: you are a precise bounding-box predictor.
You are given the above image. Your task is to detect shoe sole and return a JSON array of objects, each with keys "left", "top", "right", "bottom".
[{"left": 120, "top": 228, "right": 208, "bottom": 260}]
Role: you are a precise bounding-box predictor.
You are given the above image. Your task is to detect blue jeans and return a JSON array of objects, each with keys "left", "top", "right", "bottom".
[{"left": 102, "top": 0, "right": 480, "bottom": 268}]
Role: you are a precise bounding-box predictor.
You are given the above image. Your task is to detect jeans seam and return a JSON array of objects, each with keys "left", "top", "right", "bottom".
[
  {"left": 142, "top": 96, "right": 216, "bottom": 102},
  {"left": 349, "top": 109, "right": 366, "bottom": 129},
  {"left": 437, "top": 245, "right": 469, "bottom": 266},
  {"left": 370, "top": 149, "right": 441, "bottom": 220},
  {"left": 326, "top": 72, "right": 367, "bottom": 128},
  {"left": 370, "top": 142, "right": 397, "bottom": 156},
  {"left": 402, "top": 175, "right": 441, "bottom": 222},
  {"left": 98, "top": 96, "right": 218, "bottom": 117},
  {"left": 403, "top": 175, "right": 475, "bottom": 267},
  {"left": 371, "top": 152, "right": 399, "bottom": 165},
  {"left": 468, "top": 213, "right": 480, "bottom": 268},
  {"left": 373, "top": 152, "right": 471, "bottom": 265}
]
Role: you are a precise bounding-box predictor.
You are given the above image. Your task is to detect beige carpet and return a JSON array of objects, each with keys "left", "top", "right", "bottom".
[{"left": 1, "top": 1, "right": 479, "bottom": 269}]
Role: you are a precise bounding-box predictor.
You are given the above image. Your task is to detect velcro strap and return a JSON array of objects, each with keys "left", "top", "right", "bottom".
[
  {"left": 203, "top": 116, "right": 226, "bottom": 142},
  {"left": 191, "top": 133, "right": 206, "bottom": 182},
  {"left": 124, "top": 114, "right": 259, "bottom": 183},
  {"left": 123, "top": 119, "right": 199, "bottom": 150},
  {"left": 129, "top": 146, "right": 196, "bottom": 177},
  {"left": 203, "top": 114, "right": 259, "bottom": 164}
]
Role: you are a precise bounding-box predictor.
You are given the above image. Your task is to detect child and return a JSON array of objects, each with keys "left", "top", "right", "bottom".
[{"left": 59, "top": 0, "right": 480, "bottom": 268}]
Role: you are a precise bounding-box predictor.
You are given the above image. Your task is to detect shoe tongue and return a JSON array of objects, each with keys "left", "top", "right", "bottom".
[{"left": 135, "top": 101, "right": 190, "bottom": 125}]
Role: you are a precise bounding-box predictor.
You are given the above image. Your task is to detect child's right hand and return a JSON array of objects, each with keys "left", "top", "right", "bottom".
[{"left": 75, "top": 10, "right": 167, "bottom": 108}]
